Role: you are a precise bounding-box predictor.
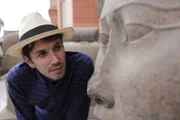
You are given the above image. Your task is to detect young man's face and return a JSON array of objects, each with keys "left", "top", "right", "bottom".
[{"left": 24, "top": 38, "right": 66, "bottom": 81}]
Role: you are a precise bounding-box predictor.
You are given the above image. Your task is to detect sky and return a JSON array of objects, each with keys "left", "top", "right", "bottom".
[{"left": 0, "top": 0, "right": 50, "bottom": 30}]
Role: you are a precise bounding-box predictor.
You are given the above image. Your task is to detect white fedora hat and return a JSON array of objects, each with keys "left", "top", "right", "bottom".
[{"left": 6, "top": 12, "right": 74, "bottom": 57}]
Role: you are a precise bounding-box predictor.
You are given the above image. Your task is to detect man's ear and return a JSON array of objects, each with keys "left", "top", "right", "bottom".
[{"left": 23, "top": 56, "right": 35, "bottom": 68}]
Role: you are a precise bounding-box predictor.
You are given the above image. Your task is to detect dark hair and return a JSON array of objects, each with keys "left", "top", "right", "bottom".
[{"left": 22, "top": 33, "right": 63, "bottom": 58}]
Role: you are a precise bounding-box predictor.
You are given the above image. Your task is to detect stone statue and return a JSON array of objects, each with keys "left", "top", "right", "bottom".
[{"left": 88, "top": 0, "right": 180, "bottom": 120}]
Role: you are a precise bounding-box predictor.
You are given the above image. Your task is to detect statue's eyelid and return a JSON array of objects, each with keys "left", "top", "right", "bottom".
[{"left": 125, "top": 24, "right": 153, "bottom": 42}]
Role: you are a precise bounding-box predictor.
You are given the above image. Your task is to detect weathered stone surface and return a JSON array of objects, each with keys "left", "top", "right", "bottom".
[{"left": 88, "top": 0, "right": 180, "bottom": 120}]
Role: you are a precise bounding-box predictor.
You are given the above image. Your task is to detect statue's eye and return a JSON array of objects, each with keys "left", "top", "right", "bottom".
[{"left": 125, "top": 24, "right": 153, "bottom": 42}]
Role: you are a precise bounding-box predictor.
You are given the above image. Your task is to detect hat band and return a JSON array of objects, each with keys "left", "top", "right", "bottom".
[{"left": 20, "top": 25, "right": 58, "bottom": 41}]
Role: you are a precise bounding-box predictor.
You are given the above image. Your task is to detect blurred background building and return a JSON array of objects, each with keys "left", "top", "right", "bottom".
[{"left": 49, "top": 0, "right": 99, "bottom": 28}]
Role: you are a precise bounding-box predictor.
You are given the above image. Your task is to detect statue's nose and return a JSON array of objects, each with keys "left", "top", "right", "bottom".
[{"left": 87, "top": 73, "right": 115, "bottom": 108}]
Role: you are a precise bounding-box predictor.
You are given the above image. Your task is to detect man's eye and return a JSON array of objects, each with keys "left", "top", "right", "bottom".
[
  {"left": 38, "top": 51, "right": 47, "bottom": 57},
  {"left": 54, "top": 45, "right": 61, "bottom": 51},
  {"left": 125, "top": 24, "right": 153, "bottom": 42}
]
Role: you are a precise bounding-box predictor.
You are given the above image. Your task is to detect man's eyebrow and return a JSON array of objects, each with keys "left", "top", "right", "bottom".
[
  {"left": 35, "top": 49, "right": 46, "bottom": 54},
  {"left": 53, "top": 41, "right": 62, "bottom": 48},
  {"left": 34, "top": 41, "right": 62, "bottom": 54},
  {"left": 54, "top": 41, "right": 61, "bottom": 46}
]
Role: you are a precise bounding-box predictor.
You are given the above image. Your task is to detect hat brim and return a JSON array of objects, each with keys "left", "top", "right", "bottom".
[{"left": 6, "top": 27, "right": 74, "bottom": 57}]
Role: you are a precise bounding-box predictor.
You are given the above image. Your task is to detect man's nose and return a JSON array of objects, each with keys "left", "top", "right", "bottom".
[
  {"left": 87, "top": 72, "right": 115, "bottom": 108},
  {"left": 50, "top": 52, "right": 59, "bottom": 63}
]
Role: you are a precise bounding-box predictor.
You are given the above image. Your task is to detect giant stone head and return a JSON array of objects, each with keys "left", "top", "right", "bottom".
[{"left": 88, "top": 0, "right": 180, "bottom": 120}]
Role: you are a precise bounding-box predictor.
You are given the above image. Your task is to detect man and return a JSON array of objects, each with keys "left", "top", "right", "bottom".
[
  {"left": 6, "top": 12, "right": 94, "bottom": 120},
  {"left": 88, "top": 0, "right": 180, "bottom": 120}
]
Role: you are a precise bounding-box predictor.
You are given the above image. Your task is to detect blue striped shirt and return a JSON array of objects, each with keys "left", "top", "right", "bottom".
[{"left": 7, "top": 52, "right": 94, "bottom": 120}]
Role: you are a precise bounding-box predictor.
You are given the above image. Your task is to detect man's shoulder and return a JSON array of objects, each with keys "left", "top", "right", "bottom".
[
  {"left": 7, "top": 62, "right": 33, "bottom": 83},
  {"left": 65, "top": 51, "right": 94, "bottom": 84},
  {"left": 66, "top": 51, "right": 93, "bottom": 67}
]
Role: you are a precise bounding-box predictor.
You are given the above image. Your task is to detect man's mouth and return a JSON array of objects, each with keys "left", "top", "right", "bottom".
[{"left": 50, "top": 65, "right": 64, "bottom": 73}]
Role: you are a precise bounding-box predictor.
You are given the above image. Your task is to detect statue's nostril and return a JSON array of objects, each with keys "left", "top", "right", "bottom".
[
  {"left": 87, "top": 72, "right": 115, "bottom": 108},
  {"left": 94, "top": 91, "right": 115, "bottom": 109},
  {"left": 95, "top": 98, "right": 104, "bottom": 105},
  {"left": 106, "top": 98, "right": 115, "bottom": 108}
]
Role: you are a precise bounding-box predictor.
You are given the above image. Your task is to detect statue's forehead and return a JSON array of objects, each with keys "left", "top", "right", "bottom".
[{"left": 100, "top": 0, "right": 180, "bottom": 20}]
